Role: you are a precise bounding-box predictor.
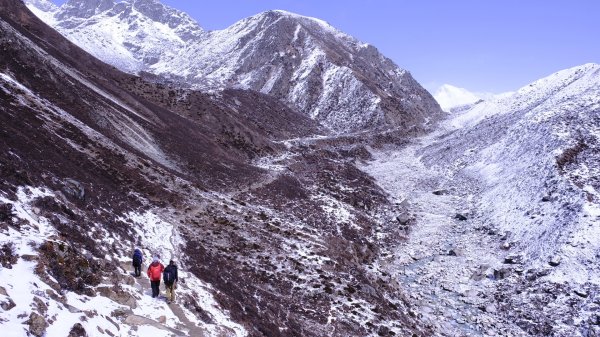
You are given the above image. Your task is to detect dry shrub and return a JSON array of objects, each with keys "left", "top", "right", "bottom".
[
  {"left": 36, "top": 241, "right": 101, "bottom": 295},
  {"left": 0, "top": 203, "right": 14, "bottom": 230},
  {"left": 0, "top": 242, "right": 18, "bottom": 268},
  {"left": 556, "top": 139, "right": 588, "bottom": 173}
]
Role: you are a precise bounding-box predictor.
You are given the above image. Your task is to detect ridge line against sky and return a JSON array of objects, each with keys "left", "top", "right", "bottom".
[{"left": 49, "top": 0, "right": 600, "bottom": 94}]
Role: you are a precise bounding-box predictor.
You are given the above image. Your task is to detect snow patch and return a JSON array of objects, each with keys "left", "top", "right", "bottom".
[{"left": 120, "top": 210, "right": 247, "bottom": 336}]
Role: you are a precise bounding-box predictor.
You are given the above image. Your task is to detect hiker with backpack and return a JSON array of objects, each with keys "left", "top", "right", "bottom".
[
  {"left": 132, "top": 248, "right": 143, "bottom": 277},
  {"left": 147, "top": 256, "right": 165, "bottom": 298},
  {"left": 163, "top": 260, "right": 179, "bottom": 304}
]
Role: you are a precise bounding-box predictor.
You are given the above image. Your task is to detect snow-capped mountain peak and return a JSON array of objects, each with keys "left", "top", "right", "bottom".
[
  {"left": 127, "top": 0, "right": 204, "bottom": 37},
  {"left": 23, "top": 0, "right": 57, "bottom": 12},
  {"left": 34, "top": 0, "right": 204, "bottom": 38},
  {"left": 26, "top": 0, "right": 205, "bottom": 73},
  {"left": 434, "top": 83, "right": 516, "bottom": 113},
  {"left": 434, "top": 84, "right": 482, "bottom": 111},
  {"left": 25, "top": 0, "right": 58, "bottom": 24},
  {"left": 56, "top": 0, "right": 114, "bottom": 19},
  {"left": 26, "top": 0, "right": 442, "bottom": 132},
  {"left": 254, "top": 9, "right": 350, "bottom": 40}
]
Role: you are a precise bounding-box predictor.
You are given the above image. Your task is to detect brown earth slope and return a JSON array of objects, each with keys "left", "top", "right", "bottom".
[{"left": 0, "top": 1, "right": 433, "bottom": 336}]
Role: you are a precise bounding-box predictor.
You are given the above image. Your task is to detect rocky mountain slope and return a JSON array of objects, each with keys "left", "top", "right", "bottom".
[
  {"left": 363, "top": 63, "right": 600, "bottom": 336},
  {"left": 433, "top": 63, "right": 600, "bottom": 280},
  {"left": 0, "top": 1, "right": 434, "bottom": 336},
  {"left": 26, "top": 0, "right": 443, "bottom": 132}
]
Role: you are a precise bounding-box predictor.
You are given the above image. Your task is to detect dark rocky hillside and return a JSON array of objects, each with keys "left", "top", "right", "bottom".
[{"left": 0, "top": 1, "right": 433, "bottom": 336}]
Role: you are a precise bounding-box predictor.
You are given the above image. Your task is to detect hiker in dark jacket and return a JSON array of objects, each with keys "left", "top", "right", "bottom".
[
  {"left": 147, "top": 256, "right": 165, "bottom": 298},
  {"left": 163, "top": 260, "right": 179, "bottom": 304},
  {"left": 132, "top": 248, "right": 143, "bottom": 277}
]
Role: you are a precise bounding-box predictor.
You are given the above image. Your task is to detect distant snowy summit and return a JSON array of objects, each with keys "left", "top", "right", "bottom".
[
  {"left": 434, "top": 62, "right": 598, "bottom": 115},
  {"left": 434, "top": 84, "right": 482, "bottom": 112},
  {"left": 448, "top": 63, "right": 600, "bottom": 129},
  {"left": 26, "top": 0, "right": 443, "bottom": 133},
  {"left": 26, "top": 0, "right": 204, "bottom": 72},
  {"left": 433, "top": 84, "right": 513, "bottom": 112}
]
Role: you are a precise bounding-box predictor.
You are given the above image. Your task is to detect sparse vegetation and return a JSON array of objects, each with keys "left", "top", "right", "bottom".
[
  {"left": 0, "top": 202, "right": 14, "bottom": 229},
  {"left": 36, "top": 241, "right": 101, "bottom": 295},
  {"left": 0, "top": 242, "right": 18, "bottom": 268},
  {"left": 556, "top": 138, "right": 587, "bottom": 173}
]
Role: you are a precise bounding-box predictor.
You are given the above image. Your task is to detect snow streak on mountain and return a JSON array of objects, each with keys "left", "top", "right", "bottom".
[{"left": 26, "top": 0, "right": 443, "bottom": 133}]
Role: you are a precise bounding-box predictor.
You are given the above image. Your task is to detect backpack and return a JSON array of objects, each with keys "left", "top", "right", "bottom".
[
  {"left": 132, "top": 249, "right": 142, "bottom": 265},
  {"left": 163, "top": 266, "right": 175, "bottom": 284},
  {"left": 148, "top": 262, "right": 164, "bottom": 281}
]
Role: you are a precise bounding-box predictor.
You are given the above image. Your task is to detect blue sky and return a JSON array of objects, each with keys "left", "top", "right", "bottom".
[{"left": 51, "top": 0, "right": 600, "bottom": 94}]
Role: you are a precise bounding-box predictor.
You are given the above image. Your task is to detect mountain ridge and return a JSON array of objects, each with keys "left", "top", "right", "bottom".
[
  {"left": 448, "top": 63, "right": 600, "bottom": 129},
  {"left": 26, "top": 0, "right": 443, "bottom": 133}
]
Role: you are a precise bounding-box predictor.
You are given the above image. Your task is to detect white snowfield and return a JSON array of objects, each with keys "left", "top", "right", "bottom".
[
  {"left": 457, "top": 63, "right": 600, "bottom": 275},
  {"left": 438, "top": 63, "right": 600, "bottom": 276}
]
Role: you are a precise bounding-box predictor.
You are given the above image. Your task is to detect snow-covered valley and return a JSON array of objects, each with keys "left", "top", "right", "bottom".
[{"left": 363, "top": 63, "right": 600, "bottom": 336}]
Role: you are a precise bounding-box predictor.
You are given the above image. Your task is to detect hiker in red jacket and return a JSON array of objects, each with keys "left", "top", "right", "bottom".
[{"left": 147, "top": 256, "right": 165, "bottom": 298}]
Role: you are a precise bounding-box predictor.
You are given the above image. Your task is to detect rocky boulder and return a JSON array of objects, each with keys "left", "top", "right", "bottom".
[
  {"left": 68, "top": 323, "right": 88, "bottom": 337},
  {"left": 96, "top": 286, "right": 137, "bottom": 308},
  {"left": 27, "top": 312, "right": 48, "bottom": 337},
  {"left": 0, "top": 286, "right": 16, "bottom": 311},
  {"left": 549, "top": 255, "right": 561, "bottom": 267},
  {"left": 62, "top": 178, "right": 85, "bottom": 201},
  {"left": 0, "top": 242, "right": 17, "bottom": 268},
  {"left": 503, "top": 253, "right": 524, "bottom": 265}
]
